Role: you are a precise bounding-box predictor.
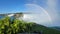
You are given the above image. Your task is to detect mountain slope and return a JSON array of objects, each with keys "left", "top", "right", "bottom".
[
  {"left": 31, "top": 24, "right": 60, "bottom": 34},
  {"left": 50, "top": 27, "right": 60, "bottom": 31},
  {"left": 0, "top": 16, "right": 60, "bottom": 34}
]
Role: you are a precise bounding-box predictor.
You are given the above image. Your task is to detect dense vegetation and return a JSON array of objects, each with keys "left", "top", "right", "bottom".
[{"left": 0, "top": 16, "right": 60, "bottom": 34}]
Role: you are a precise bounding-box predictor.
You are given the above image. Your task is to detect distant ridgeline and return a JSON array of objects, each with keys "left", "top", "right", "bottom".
[{"left": 0, "top": 12, "right": 23, "bottom": 19}]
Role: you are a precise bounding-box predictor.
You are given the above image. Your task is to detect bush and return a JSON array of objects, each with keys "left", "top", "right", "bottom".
[{"left": 0, "top": 16, "right": 35, "bottom": 34}]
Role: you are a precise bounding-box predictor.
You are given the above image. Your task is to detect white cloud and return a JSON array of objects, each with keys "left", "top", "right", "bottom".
[
  {"left": 46, "top": 0, "right": 60, "bottom": 26},
  {"left": 8, "top": 14, "right": 14, "bottom": 17},
  {"left": 47, "top": 0, "right": 57, "bottom": 8},
  {"left": 47, "top": 0, "right": 58, "bottom": 20},
  {"left": 22, "top": 4, "right": 52, "bottom": 26}
]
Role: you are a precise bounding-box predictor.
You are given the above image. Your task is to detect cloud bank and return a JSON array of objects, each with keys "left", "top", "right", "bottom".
[
  {"left": 22, "top": 4, "right": 52, "bottom": 27},
  {"left": 23, "top": 0, "right": 59, "bottom": 26}
]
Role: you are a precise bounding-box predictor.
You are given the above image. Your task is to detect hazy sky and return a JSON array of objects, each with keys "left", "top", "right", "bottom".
[{"left": 0, "top": 0, "right": 60, "bottom": 27}]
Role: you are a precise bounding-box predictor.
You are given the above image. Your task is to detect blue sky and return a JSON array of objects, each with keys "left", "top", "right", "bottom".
[
  {"left": 0, "top": 0, "right": 47, "bottom": 14},
  {"left": 0, "top": 0, "right": 59, "bottom": 13},
  {"left": 0, "top": 0, "right": 26, "bottom": 13},
  {"left": 0, "top": 0, "right": 60, "bottom": 27}
]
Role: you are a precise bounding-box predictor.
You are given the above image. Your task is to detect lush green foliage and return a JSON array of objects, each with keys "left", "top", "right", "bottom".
[
  {"left": 0, "top": 16, "right": 36, "bottom": 34},
  {"left": 0, "top": 16, "right": 60, "bottom": 34}
]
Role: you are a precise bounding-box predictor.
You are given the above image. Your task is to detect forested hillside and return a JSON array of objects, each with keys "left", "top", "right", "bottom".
[{"left": 0, "top": 16, "right": 60, "bottom": 34}]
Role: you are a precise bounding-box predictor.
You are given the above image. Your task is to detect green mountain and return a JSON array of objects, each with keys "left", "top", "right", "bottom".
[
  {"left": 31, "top": 24, "right": 60, "bottom": 34},
  {"left": 0, "top": 16, "right": 60, "bottom": 34},
  {"left": 49, "top": 27, "right": 60, "bottom": 31}
]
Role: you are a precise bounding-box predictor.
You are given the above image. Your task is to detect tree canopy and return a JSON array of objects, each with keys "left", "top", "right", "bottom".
[{"left": 0, "top": 16, "right": 60, "bottom": 34}]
